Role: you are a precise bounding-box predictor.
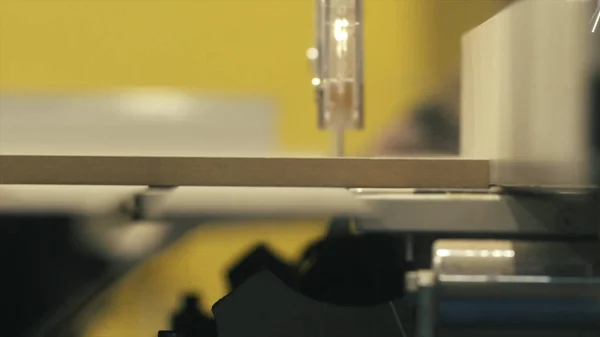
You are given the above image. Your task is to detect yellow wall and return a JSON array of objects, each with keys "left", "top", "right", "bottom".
[
  {"left": 0, "top": 0, "right": 439, "bottom": 155},
  {"left": 0, "top": 1, "right": 508, "bottom": 336}
]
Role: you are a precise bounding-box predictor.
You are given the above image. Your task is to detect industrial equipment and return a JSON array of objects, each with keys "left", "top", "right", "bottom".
[
  {"left": 1, "top": 0, "right": 599, "bottom": 336},
  {"left": 312, "top": 0, "right": 364, "bottom": 156}
]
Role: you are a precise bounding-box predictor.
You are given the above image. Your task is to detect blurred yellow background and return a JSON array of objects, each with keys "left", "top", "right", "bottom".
[{"left": 0, "top": 1, "right": 508, "bottom": 336}]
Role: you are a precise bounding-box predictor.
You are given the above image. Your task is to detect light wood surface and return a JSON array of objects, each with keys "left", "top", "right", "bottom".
[{"left": 0, "top": 155, "right": 489, "bottom": 189}]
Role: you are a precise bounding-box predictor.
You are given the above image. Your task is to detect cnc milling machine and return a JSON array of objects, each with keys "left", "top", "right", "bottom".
[{"left": 1, "top": 1, "right": 599, "bottom": 336}]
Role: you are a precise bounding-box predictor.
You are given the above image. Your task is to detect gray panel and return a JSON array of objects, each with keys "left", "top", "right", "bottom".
[{"left": 355, "top": 190, "right": 598, "bottom": 235}]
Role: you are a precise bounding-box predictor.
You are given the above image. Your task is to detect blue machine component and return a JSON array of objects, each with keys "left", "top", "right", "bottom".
[{"left": 439, "top": 298, "right": 600, "bottom": 328}]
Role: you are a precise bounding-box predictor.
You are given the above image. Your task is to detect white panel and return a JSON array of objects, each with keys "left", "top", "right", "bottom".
[
  {"left": 0, "top": 90, "right": 275, "bottom": 157},
  {"left": 145, "top": 186, "right": 371, "bottom": 219},
  {"left": 461, "top": 0, "right": 596, "bottom": 188},
  {"left": 0, "top": 185, "right": 144, "bottom": 214}
]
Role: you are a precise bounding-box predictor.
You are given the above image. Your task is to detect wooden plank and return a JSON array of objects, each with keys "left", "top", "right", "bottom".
[{"left": 0, "top": 156, "right": 489, "bottom": 189}]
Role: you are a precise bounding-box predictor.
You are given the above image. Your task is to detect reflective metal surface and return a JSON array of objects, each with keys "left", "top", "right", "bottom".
[
  {"left": 354, "top": 189, "right": 599, "bottom": 235},
  {"left": 429, "top": 240, "right": 600, "bottom": 332}
]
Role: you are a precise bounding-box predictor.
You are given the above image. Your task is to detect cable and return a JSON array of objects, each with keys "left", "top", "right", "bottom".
[{"left": 388, "top": 301, "right": 408, "bottom": 337}]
